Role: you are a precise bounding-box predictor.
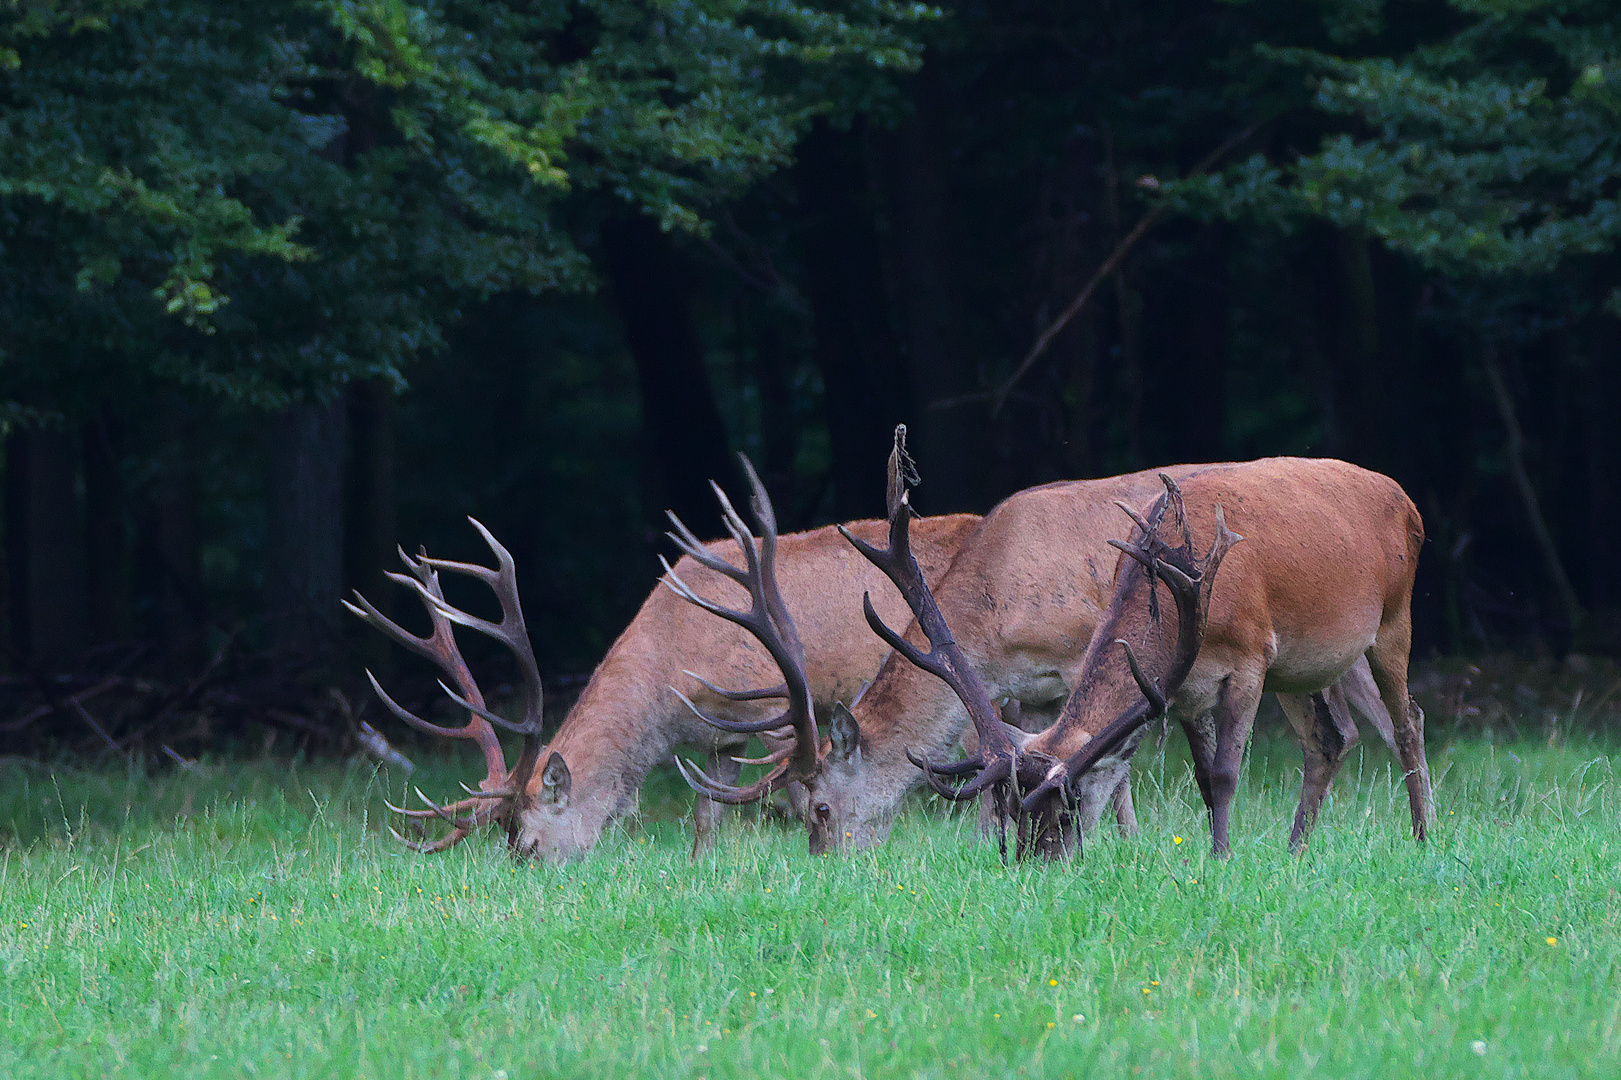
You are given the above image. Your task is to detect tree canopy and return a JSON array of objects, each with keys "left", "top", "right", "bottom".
[
  {"left": 1, "top": 0, "right": 929, "bottom": 406},
  {"left": 3, "top": 0, "right": 1620, "bottom": 757}
]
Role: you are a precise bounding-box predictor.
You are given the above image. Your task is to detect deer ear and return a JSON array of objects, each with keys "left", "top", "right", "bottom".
[
  {"left": 539, "top": 752, "right": 571, "bottom": 805},
  {"left": 829, "top": 703, "right": 861, "bottom": 762}
]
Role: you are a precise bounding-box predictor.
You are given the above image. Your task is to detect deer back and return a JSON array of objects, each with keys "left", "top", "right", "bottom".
[
  {"left": 1033, "top": 457, "right": 1421, "bottom": 766},
  {"left": 840, "top": 464, "right": 1216, "bottom": 762}
]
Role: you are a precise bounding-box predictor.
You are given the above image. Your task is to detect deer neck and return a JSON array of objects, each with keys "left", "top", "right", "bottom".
[
  {"left": 537, "top": 649, "right": 680, "bottom": 836},
  {"left": 841, "top": 639, "right": 984, "bottom": 804},
  {"left": 1038, "top": 580, "right": 1186, "bottom": 765}
]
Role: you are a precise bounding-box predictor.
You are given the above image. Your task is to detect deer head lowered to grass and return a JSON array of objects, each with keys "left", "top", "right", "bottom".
[
  {"left": 347, "top": 505, "right": 980, "bottom": 859},
  {"left": 910, "top": 457, "right": 1434, "bottom": 859}
]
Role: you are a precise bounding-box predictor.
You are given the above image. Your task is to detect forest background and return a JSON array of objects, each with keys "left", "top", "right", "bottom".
[{"left": 3, "top": 0, "right": 1619, "bottom": 758}]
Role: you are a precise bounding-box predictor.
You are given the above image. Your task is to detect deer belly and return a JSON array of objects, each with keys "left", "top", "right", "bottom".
[
  {"left": 1262, "top": 639, "right": 1374, "bottom": 695},
  {"left": 1261, "top": 607, "right": 1382, "bottom": 694}
]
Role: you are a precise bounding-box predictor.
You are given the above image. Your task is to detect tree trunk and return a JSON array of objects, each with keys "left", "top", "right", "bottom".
[
  {"left": 795, "top": 118, "right": 910, "bottom": 520},
  {"left": 601, "top": 215, "right": 739, "bottom": 541},
  {"left": 146, "top": 400, "right": 203, "bottom": 656},
  {"left": 266, "top": 398, "right": 348, "bottom": 662},
  {"left": 1482, "top": 339, "right": 1581, "bottom": 634},
  {"left": 743, "top": 303, "right": 806, "bottom": 520},
  {"left": 84, "top": 409, "right": 132, "bottom": 645},
  {"left": 345, "top": 380, "right": 398, "bottom": 668},
  {"left": 1581, "top": 319, "right": 1621, "bottom": 609},
  {"left": 3, "top": 427, "right": 89, "bottom": 664}
]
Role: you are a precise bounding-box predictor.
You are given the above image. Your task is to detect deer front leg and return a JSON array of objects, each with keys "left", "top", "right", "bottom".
[
  {"left": 691, "top": 748, "right": 744, "bottom": 859},
  {"left": 1179, "top": 710, "right": 1219, "bottom": 818},
  {"left": 1208, "top": 669, "right": 1264, "bottom": 858},
  {"left": 1111, "top": 775, "right": 1139, "bottom": 836}
]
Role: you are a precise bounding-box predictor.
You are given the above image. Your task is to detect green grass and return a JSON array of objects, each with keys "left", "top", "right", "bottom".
[{"left": 1, "top": 731, "right": 1618, "bottom": 1079}]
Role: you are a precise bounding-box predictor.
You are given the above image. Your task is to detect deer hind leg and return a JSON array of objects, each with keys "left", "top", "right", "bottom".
[
  {"left": 1338, "top": 655, "right": 1399, "bottom": 759},
  {"left": 1208, "top": 669, "right": 1265, "bottom": 858},
  {"left": 1366, "top": 620, "right": 1432, "bottom": 840},
  {"left": 690, "top": 748, "right": 744, "bottom": 859},
  {"left": 1277, "top": 685, "right": 1359, "bottom": 853}
]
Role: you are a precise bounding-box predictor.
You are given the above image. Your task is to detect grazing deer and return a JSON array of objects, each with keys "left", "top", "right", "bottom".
[
  {"left": 911, "top": 458, "right": 1433, "bottom": 858},
  {"left": 675, "top": 432, "right": 1406, "bottom": 855},
  {"left": 346, "top": 504, "right": 979, "bottom": 859}
]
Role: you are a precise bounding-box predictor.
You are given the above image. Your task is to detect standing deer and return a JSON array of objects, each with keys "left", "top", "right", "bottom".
[
  {"left": 906, "top": 458, "right": 1434, "bottom": 858},
  {"left": 676, "top": 431, "right": 1405, "bottom": 855},
  {"left": 346, "top": 501, "right": 979, "bottom": 859}
]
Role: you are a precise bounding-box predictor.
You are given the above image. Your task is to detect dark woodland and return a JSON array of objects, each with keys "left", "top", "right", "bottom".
[{"left": 3, "top": 0, "right": 1619, "bottom": 758}]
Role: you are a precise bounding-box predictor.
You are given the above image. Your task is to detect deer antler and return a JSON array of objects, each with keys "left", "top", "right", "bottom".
[
  {"left": 839, "top": 426, "right": 1028, "bottom": 818},
  {"left": 663, "top": 456, "right": 821, "bottom": 804},
  {"left": 1020, "top": 475, "right": 1240, "bottom": 810},
  {"left": 344, "top": 519, "right": 546, "bottom": 851}
]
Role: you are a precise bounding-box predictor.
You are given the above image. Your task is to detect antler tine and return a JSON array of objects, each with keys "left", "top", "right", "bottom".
[
  {"left": 670, "top": 686, "right": 795, "bottom": 734},
  {"left": 1160, "top": 474, "right": 1193, "bottom": 550},
  {"left": 673, "top": 754, "right": 791, "bottom": 806},
  {"left": 365, "top": 670, "right": 472, "bottom": 741},
  {"left": 383, "top": 787, "right": 500, "bottom": 820},
  {"left": 737, "top": 456, "right": 797, "bottom": 647},
  {"left": 732, "top": 744, "right": 794, "bottom": 767},
  {"left": 1113, "top": 500, "right": 1155, "bottom": 537},
  {"left": 410, "top": 517, "right": 547, "bottom": 794},
  {"left": 681, "top": 670, "right": 788, "bottom": 702},
  {"left": 346, "top": 566, "right": 509, "bottom": 788},
  {"left": 1116, "top": 639, "right": 1168, "bottom": 714},
  {"left": 387, "top": 825, "right": 474, "bottom": 854},
  {"left": 904, "top": 748, "right": 1011, "bottom": 802},
  {"left": 438, "top": 681, "right": 544, "bottom": 737},
  {"left": 840, "top": 426, "right": 1020, "bottom": 796},
  {"left": 659, "top": 556, "right": 752, "bottom": 626},
  {"left": 664, "top": 491, "right": 756, "bottom": 589},
  {"left": 663, "top": 454, "right": 821, "bottom": 803}
]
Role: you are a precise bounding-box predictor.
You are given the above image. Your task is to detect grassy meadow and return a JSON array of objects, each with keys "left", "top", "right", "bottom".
[{"left": 1, "top": 728, "right": 1618, "bottom": 1079}]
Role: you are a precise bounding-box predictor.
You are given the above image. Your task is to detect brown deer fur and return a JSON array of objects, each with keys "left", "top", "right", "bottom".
[
  {"left": 1023, "top": 457, "right": 1431, "bottom": 857},
  {"left": 511, "top": 514, "right": 980, "bottom": 860},
  {"left": 801, "top": 464, "right": 1403, "bottom": 854}
]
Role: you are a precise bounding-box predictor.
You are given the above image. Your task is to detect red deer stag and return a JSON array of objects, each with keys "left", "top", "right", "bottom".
[
  {"left": 347, "top": 504, "right": 978, "bottom": 859},
  {"left": 676, "top": 432, "right": 1404, "bottom": 855},
  {"left": 913, "top": 458, "right": 1433, "bottom": 858}
]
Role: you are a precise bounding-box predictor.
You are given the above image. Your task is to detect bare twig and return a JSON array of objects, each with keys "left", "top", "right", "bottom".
[
  {"left": 2, "top": 675, "right": 123, "bottom": 733},
  {"left": 1481, "top": 339, "right": 1582, "bottom": 630},
  {"left": 991, "top": 122, "right": 1260, "bottom": 415}
]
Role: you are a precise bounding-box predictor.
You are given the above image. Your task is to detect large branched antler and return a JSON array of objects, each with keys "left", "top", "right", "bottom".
[
  {"left": 662, "top": 456, "right": 821, "bottom": 804},
  {"left": 1019, "top": 475, "right": 1240, "bottom": 811},
  {"left": 344, "top": 519, "right": 546, "bottom": 852},
  {"left": 838, "top": 427, "right": 1027, "bottom": 816}
]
